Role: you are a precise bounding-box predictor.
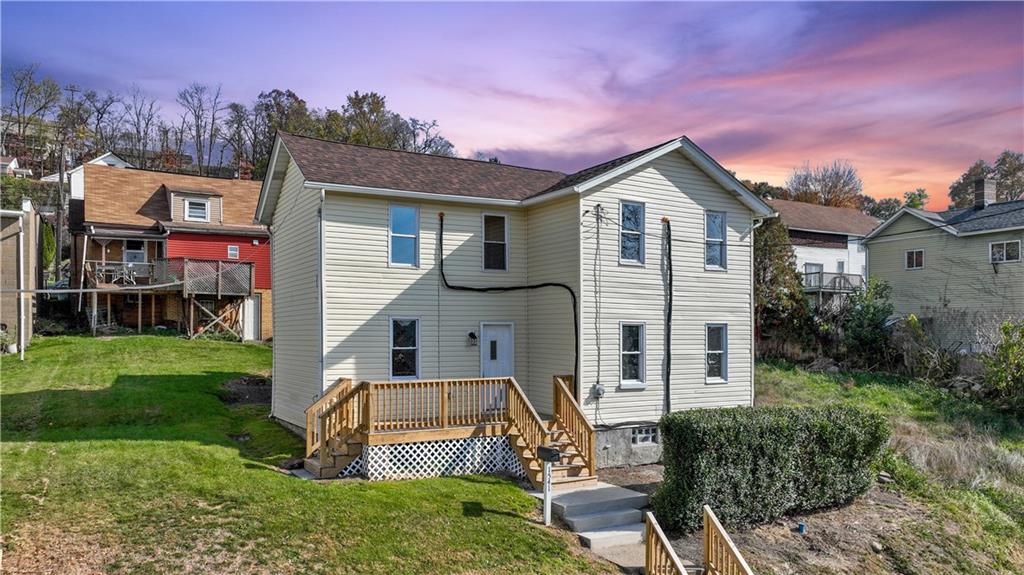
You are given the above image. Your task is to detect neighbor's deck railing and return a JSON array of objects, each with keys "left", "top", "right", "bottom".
[
  {"left": 703, "top": 505, "right": 754, "bottom": 575},
  {"left": 305, "top": 376, "right": 549, "bottom": 458},
  {"left": 553, "top": 375, "right": 597, "bottom": 477},
  {"left": 644, "top": 512, "right": 688, "bottom": 575},
  {"left": 802, "top": 272, "right": 864, "bottom": 292},
  {"left": 85, "top": 257, "right": 254, "bottom": 296}
]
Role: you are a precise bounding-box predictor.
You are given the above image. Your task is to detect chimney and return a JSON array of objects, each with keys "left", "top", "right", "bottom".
[{"left": 974, "top": 178, "right": 996, "bottom": 208}]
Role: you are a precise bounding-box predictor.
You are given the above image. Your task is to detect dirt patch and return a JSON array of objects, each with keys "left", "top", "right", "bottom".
[
  {"left": 599, "top": 463, "right": 663, "bottom": 496},
  {"left": 2, "top": 522, "right": 117, "bottom": 574},
  {"left": 221, "top": 376, "right": 271, "bottom": 405}
]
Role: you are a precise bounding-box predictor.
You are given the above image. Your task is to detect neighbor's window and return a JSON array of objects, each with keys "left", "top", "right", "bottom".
[
  {"left": 483, "top": 214, "right": 508, "bottom": 271},
  {"left": 390, "top": 318, "right": 419, "bottom": 379},
  {"left": 990, "top": 240, "right": 1021, "bottom": 263},
  {"left": 706, "top": 324, "right": 728, "bottom": 381},
  {"left": 705, "top": 211, "right": 727, "bottom": 269},
  {"left": 620, "top": 322, "right": 645, "bottom": 387},
  {"left": 905, "top": 249, "right": 924, "bottom": 270},
  {"left": 389, "top": 205, "right": 419, "bottom": 267},
  {"left": 227, "top": 245, "right": 239, "bottom": 259},
  {"left": 620, "top": 201, "right": 645, "bottom": 264},
  {"left": 124, "top": 240, "right": 146, "bottom": 263},
  {"left": 185, "top": 199, "right": 209, "bottom": 222}
]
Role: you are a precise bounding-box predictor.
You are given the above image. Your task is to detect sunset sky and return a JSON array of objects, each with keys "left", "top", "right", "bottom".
[{"left": 3, "top": 1, "right": 1022, "bottom": 210}]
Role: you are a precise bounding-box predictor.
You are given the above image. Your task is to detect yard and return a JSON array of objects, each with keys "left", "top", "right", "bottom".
[{"left": 0, "top": 336, "right": 613, "bottom": 575}]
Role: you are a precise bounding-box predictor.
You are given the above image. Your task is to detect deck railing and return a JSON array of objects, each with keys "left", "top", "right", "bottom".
[
  {"left": 85, "top": 257, "right": 253, "bottom": 296},
  {"left": 85, "top": 260, "right": 155, "bottom": 285},
  {"left": 803, "top": 272, "right": 864, "bottom": 292},
  {"left": 644, "top": 512, "right": 688, "bottom": 575},
  {"left": 505, "top": 377, "right": 551, "bottom": 456},
  {"left": 704, "top": 505, "right": 754, "bottom": 575},
  {"left": 305, "top": 378, "right": 354, "bottom": 457},
  {"left": 553, "top": 375, "right": 597, "bottom": 477}
]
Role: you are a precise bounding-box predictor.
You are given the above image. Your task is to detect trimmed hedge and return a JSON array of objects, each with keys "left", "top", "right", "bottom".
[{"left": 652, "top": 405, "right": 889, "bottom": 531}]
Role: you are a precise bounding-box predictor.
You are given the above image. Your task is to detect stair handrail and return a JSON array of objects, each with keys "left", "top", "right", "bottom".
[
  {"left": 316, "top": 381, "right": 368, "bottom": 467},
  {"left": 703, "top": 505, "right": 754, "bottom": 575},
  {"left": 305, "top": 378, "right": 352, "bottom": 457},
  {"left": 644, "top": 511, "right": 687, "bottom": 575},
  {"left": 505, "top": 376, "right": 550, "bottom": 456},
  {"left": 552, "top": 375, "right": 597, "bottom": 477}
]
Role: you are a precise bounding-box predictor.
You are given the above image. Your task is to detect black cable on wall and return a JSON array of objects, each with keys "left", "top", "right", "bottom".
[
  {"left": 437, "top": 212, "right": 580, "bottom": 396},
  {"left": 662, "top": 216, "right": 673, "bottom": 414}
]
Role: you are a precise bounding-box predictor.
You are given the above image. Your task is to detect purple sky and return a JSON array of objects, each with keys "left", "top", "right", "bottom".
[{"left": 3, "top": 2, "right": 1022, "bottom": 209}]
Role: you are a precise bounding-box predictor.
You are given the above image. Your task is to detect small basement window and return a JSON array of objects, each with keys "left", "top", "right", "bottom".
[
  {"left": 631, "top": 426, "right": 658, "bottom": 445},
  {"left": 990, "top": 240, "right": 1021, "bottom": 263},
  {"left": 227, "top": 245, "right": 239, "bottom": 259}
]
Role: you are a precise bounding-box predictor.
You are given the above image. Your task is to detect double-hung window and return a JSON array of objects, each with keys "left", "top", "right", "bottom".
[
  {"left": 990, "top": 240, "right": 1021, "bottom": 263},
  {"left": 185, "top": 199, "right": 210, "bottom": 222},
  {"left": 705, "top": 211, "right": 727, "bottom": 269},
  {"left": 483, "top": 214, "right": 508, "bottom": 271},
  {"left": 620, "top": 322, "right": 645, "bottom": 388},
  {"left": 389, "top": 205, "right": 419, "bottom": 267},
  {"left": 706, "top": 324, "right": 727, "bottom": 382},
  {"left": 227, "top": 245, "right": 239, "bottom": 259},
  {"left": 390, "top": 318, "right": 419, "bottom": 379},
  {"left": 905, "top": 249, "right": 924, "bottom": 270},
  {"left": 619, "top": 201, "right": 645, "bottom": 264}
]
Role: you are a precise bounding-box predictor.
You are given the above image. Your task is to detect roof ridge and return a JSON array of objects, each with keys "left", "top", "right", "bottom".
[
  {"left": 279, "top": 131, "right": 567, "bottom": 176},
  {"left": 102, "top": 164, "right": 258, "bottom": 183}
]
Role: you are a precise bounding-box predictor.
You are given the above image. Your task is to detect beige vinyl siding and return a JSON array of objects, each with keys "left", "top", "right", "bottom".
[
  {"left": 868, "top": 213, "right": 1023, "bottom": 349},
  {"left": 526, "top": 195, "right": 581, "bottom": 414},
  {"left": 579, "top": 151, "right": 755, "bottom": 425},
  {"left": 321, "top": 194, "right": 529, "bottom": 390},
  {"left": 170, "top": 192, "right": 223, "bottom": 224},
  {"left": 268, "top": 157, "right": 322, "bottom": 428}
]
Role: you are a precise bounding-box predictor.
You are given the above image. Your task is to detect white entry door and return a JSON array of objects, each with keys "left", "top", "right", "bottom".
[
  {"left": 241, "top": 295, "right": 261, "bottom": 341},
  {"left": 481, "top": 323, "right": 514, "bottom": 377}
]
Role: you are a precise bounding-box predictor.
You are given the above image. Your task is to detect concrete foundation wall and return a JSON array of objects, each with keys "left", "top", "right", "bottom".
[{"left": 595, "top": 426, "right": 662, "bottom": 468}]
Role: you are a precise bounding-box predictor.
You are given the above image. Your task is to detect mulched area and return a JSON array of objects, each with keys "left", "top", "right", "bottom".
[{"left": 221, "top": 376, "right": 271, "bottom": 405}]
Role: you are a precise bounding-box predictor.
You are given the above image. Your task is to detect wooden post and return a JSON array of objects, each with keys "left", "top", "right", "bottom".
[
  {"left": 365, "top": 382, "right": 375, "bottom": 434},
  {"left": 151, "top": 293, "right": 156, "bottom": 327},
  {"left": 440, "top": 379, "right": 449, "bottom": 428},
  {"left": 216, "top": 260, "right": 222, "bottom": 298},
  {"left": 137, "top": 295, "right": 142, "bottom": 333},
  {"left": 91, "top": 291, "right": 98, "bottom": 335},
  {"left": 182, "top": 258, "right": 189, "bottom": 298}
]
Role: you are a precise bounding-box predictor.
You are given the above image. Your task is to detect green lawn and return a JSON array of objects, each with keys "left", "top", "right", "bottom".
[
  {"left": 1, "top": 336, "right": 612, "bottom": 575},
  {"left": 757, "top": 362, "right": 1024, "bottom": 575}
]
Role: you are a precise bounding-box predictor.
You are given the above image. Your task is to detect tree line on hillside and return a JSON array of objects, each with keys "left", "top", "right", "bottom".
[
  {"left": 1, "top": 64, "right": 458, "bottom": 182},
  {"left": 745, "top": 151, "right": 1023, "bottom": 220}
]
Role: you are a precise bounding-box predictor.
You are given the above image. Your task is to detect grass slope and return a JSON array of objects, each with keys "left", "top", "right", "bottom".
[
  {"left": 1, "top": 336, "right": 612, "bottom": 575},
  {"left": 757, "top": 361, "right": 1024, "bottom": 575}
]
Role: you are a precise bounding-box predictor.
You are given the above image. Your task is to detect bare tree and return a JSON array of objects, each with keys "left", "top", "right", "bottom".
[
  {"left": 176, "top": 83, "right": 210, "bottom": 174},
  {"left": 205, "top": 84, "right": 225, "bottom": 172},
  {"left": 785, "top": 160, "right": 863, "bottom": 208},
  {"left": 123, "top": 86, "right": 160, "bottom": 168},
  {"left": 3, "top": 64, "right": 61, "bottom": 141},
  {"left": 83, "top": 89, "right": 125, "bottom": 155}
]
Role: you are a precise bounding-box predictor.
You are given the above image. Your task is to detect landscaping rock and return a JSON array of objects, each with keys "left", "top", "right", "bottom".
[
  {"left": 870, "top": 541, "right": 883, "bottom": 554},
  {"left": 806, "top": 357, "right": 839, "bottom": 373},
  {"left": 877, "top": 472, "right": 894, "bottom": 484}
]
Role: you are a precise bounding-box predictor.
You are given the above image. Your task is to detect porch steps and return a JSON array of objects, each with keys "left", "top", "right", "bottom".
[
  {"left": 304, "top": 439, "right": 362, "bottom": 479},
  {"left": 531, "top": 482, "right": 650, "bottom": 555},
  {"left": 509, "top": 423, "right": 598, "bottom": 490}
]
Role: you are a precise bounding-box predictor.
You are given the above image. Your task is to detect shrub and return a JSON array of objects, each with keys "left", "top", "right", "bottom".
[
  {"left": 986, "top": 320, "right": 1024, "bottom": 405},
  {"left": 842, "top": 278, "right": 895, "bottom": 368},
  {"left": 652, "top": 405, "right": 889, "bottom": 531}
]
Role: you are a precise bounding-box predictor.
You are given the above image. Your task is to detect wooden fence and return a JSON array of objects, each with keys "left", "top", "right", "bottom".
[{"left": 703, "top": 505, "right": 754, "bottom": 575}]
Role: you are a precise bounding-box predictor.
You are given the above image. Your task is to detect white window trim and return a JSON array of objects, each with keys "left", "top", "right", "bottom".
[
  {"left": 989, "top": 240, "right": 1021, "bottom": 264},
  {"left": 388, "top": 316, "right": 420, "bottom": 380},
  {"left": 904, "top": 248, "right": 924, "bottom": 270},
  {"left": 705, "top": 323, "right": 728, "bottom": 384},
  {"left": 705, "top": 210, "right": 728, "bottom": 271},
  {"left": 388, "top": 203, "right": 420, "bottom": 268},
  {"left": 481, "top": 212, "right": 509, "bottom": 272},
  {"left": 618, "top": 200, "right": 646, "bottom": 266},
  {"left": 619, "top": 321, "right": 646, "bottom": 389},
  {"left": 478, "top": 321, "right": 515, "bottom": 377},
  {"left": 227, "top": 245, "right": 239, "bottom": 259},
  {"left": 184, "top": 198, "right": 210, "bottom": 222}
]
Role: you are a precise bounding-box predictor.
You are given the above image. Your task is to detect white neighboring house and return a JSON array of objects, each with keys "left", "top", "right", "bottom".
[
  {"left": 0, "top": 156, "right": 32, "bottom": 178},
  {"left": 766, "top": 198, "right": 878, "bottom": 305},
  {"left": 42, "top": 152, "right": 132, "bottom": 199},
  {"left": 257, "top": 132, "right": 775, "bottom": 473}
]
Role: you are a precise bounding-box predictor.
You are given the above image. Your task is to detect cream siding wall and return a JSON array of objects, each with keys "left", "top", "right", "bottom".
[
  {"left": 525, "top": 195, "right": 581, "bottom": 414},
  {"left": 321, "top": 194, "right": 530, "bottom": 391},
  {"left": 170, "top": 192, "right": 224, "bottom": 224},
  {"left": 268, "top": 157, "right": 323, "bottom": 428},
  {"left": 868, "top": 214, "right": 1023, "bottom": 350},
  {"left": 579, "top": 151, "right": 755, "bottom": 425}
]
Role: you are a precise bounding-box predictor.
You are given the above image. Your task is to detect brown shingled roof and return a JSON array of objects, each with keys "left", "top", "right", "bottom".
[
  {"left": 279, "top": 132, "right": 568, "bottom": 201},
  {"left": 83, "top": 164, "right": 262, "bottom": 228},
  {"left": 767, "top": 198, "right": 879, "bottom": 236}
]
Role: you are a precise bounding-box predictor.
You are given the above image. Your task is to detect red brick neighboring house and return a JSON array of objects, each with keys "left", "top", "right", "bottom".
[{"left": 70, "top": 164, "right": 271, "bottom": 340}]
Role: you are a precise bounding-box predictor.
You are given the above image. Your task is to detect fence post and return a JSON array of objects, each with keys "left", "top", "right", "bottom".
[
  {"left": 365, "top": 382, "right": 375, "bottom": 434},
  {"left": 216, "top": 260, "right": 223, "bottom": 298},
  {"left": 440, "top": 379, "right": 449, "bottom": 428}
]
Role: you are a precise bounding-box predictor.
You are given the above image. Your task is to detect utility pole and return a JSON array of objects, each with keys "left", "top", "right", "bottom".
[{"left": 54, "top": 84, "right": 81, "bottom": 288}]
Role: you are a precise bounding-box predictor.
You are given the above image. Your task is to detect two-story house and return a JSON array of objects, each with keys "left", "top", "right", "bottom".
[
  {"left": 257, "top": 132, "right": 775, "bottom": 484},
  {"left": 70, "top": 164, "right": 271, "bottom": 340},
  {"left": 766, "top": 198, "right": 878, "bottom": 308},
  {"left": 865, "top": 178, "right": 1023, "bottom": 351}
]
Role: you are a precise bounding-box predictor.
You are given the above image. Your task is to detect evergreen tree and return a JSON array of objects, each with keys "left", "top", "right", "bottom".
[{"left": 754, "top": 217, "right": 809, "bottom": 348}]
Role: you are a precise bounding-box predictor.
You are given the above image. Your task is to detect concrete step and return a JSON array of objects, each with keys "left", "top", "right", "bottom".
[
  {"left": 591, "top": 543, "right": 645, "bottom": 575},
  {"left": 564, "top": 507, "right": 643, "bottom": 532},
  {"left": 578, "top": 522, "right": 645, "bottom": 550},
  {"left": 551, "top": 483, "right": 649, "bottom": 517}
]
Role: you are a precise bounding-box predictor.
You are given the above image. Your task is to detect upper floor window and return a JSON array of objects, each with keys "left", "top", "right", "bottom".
[
  {"left": 705, "top": 211, "right": 727, "bottom": 270},
  {"left": 620, "top": 322, "right": 645, "bottom": 388},
  {"left": 905, "top": 249, "right": 924, "bottom": 270},
  {"left": 390, "top": 317, "right": 419, "bottom": 379},
  {"left": 706, "top": 324, "right": 728, "bottom": 382},
  {"left": 389, "top": 205, "right": 419, "bottom": 267},
  {"left": 227, "top": 245, "right": 239, "bottom": 259},
  {"left": 185, "top": 199, "right": 209, "bottom": 222},
  {"left": 483, "top": 214, "right": 508, "bottom": 271},
  {"left": 837, "top": 261, "right": 846, "bottom": 274},
  {"left": 990, "top": 240, "right": 1021, "bottom": 263},
  {"left": 619, "top": 201, "right": 645, "bottom": 264}
]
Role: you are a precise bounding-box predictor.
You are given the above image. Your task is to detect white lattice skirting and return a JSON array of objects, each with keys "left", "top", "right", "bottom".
[{"left": 344, "top": 436, "right": 526, "bottom": 481}]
